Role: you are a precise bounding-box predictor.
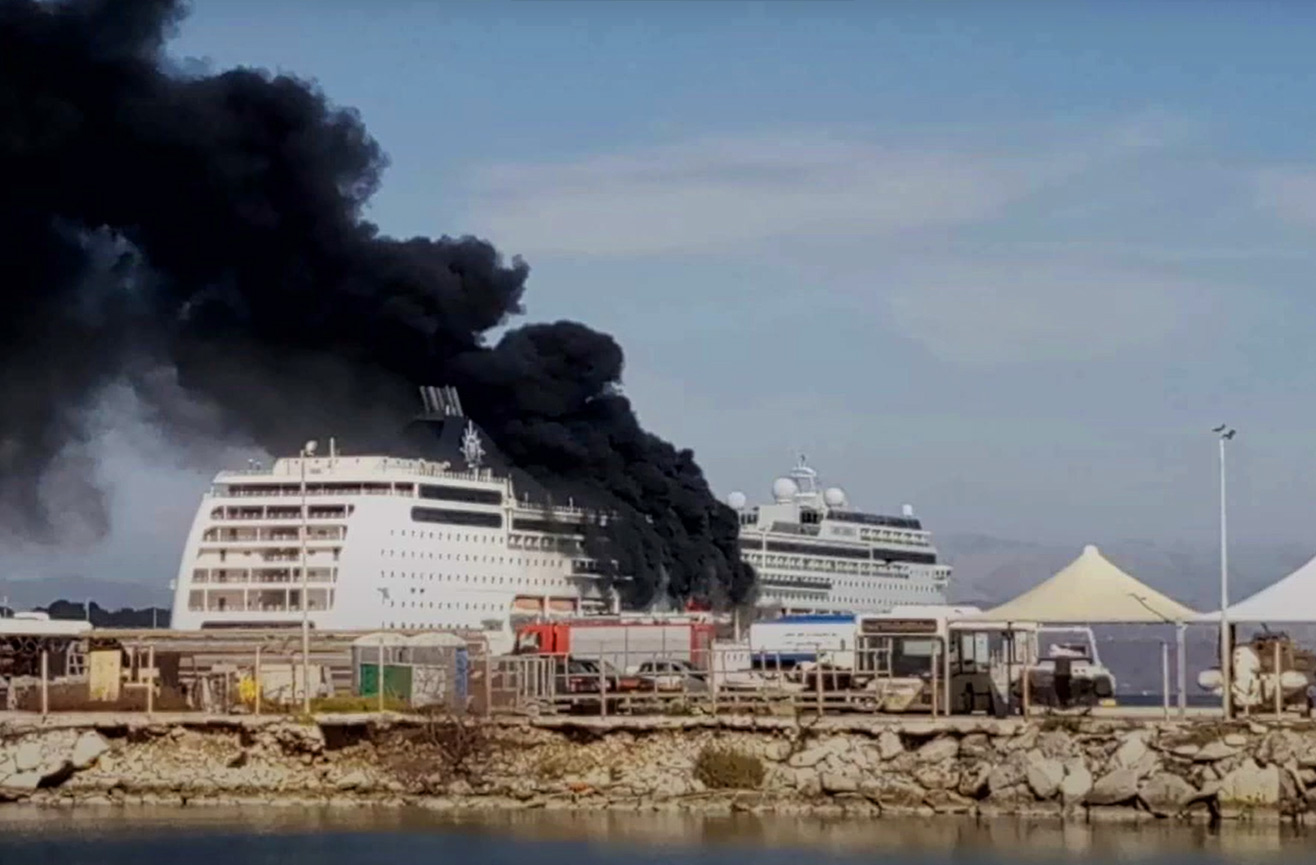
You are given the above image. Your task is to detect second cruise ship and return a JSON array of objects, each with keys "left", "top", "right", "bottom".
[{"left": 730, "top": 458, "right": 950, "bottom": 614}]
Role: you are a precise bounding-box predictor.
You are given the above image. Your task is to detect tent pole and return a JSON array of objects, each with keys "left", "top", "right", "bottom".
[{"left": 1176, "top": 622, "right": 1187, "bottom": 718}]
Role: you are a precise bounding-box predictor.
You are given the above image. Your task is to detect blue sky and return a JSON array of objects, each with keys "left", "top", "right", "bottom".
[{"left": 11, "top": 0, "right": 1316, "bottom": 589}]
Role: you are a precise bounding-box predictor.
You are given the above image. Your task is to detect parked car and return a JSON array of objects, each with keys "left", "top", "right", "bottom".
[
  {"left": 634, "top": 658, "right": 708, "bottom": 692},
  {"left": 555, "top": 656, "right": 654, "bottom": 695}
]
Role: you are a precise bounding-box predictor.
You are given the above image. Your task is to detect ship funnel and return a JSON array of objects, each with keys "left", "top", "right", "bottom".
[{"left": 418, "top": 385, "right": 465, "bottom": 419}]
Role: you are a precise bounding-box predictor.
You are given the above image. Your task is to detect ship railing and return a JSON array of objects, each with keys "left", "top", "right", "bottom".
[{"left": 215, "top": 463, "right": 505, "bottom": 484}]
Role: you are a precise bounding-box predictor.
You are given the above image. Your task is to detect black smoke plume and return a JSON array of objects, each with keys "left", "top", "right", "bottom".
[{"left": 0, "top": 0, "right": 755, "bottom": 607}]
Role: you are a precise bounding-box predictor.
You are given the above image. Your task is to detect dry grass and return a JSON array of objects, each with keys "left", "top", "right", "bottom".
[{"left": 693, "top": 745, "right": 765, "bottom": 790}]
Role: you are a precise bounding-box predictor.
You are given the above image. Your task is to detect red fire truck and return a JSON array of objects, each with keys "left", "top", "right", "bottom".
[{"left": 513, "top": 617, "right": 717, "bottom": 673}]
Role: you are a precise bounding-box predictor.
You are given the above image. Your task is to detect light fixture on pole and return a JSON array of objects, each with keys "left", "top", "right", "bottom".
[
  {"left": 1213, "top": 424, "right": 1236, "bottom": 719},
  {"left": 300, "top": 439, "right": 318, "bottom": 715}
]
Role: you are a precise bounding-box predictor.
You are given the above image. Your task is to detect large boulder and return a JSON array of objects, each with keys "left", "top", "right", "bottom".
[
  {"left": 1, "top": 771, "right": 43, "bottom": 791},
  {"left": 1139, "top": 772, "right": 1196, "bottom": 815},
  {"left": 876, "top": 730, "right": 904, "bottom": 761},
  {"left": 957, "top": 763, "right": 991, "bottom": 799},
  {"left": 788, "top": 737, "right": 849, "bottom": 769},
  {"left": 860, "top": 774, "right": 926, "bottom": 810},
  {"left": 1036, "top": 731, "right": 1080, "bottom": 760},
  {"left": 1194, "top": 740, "right": 1240, "bottom": 763},
  {"left": 1059, "top": 764, "right": 1093, "bottom": 806},
  {"left": 1025, "top": 753, "right": 1066, "bottom": 800},
  {"left": 917, "top": 737, "right": 959, "bottom": 763},
  {"left": 70, "top": 732, "right": 110, "bottom": 770},
  {"left": 13, "top": 742, "right": 41, "bottom": 773},
  {"left": 1258, "top": 730, "right": 1305, "bottom": 766},
  {"left": 914, "top": 762, "right": 959, "bottom": 791},
  {"left": 986, "top": 751, "right": 1029, "bottom": 796},
  {"left": 959, "top": 734, "right": 991, "bottom": 759},
  {"left": 820, "top": 771, "right": 860, "bottom": 795},
  {"left": 1217, "top": 760, "right": 1280, "bottom": 808},
  {"left": 1112, "top": 733, "right": 1148, "bottom": 770},
  {"left": 1087, "top": 768, "right": 1140, "bottom": 805}
]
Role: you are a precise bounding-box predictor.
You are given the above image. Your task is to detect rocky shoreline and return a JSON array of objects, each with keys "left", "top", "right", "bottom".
[{"left": 2, "top": 714, "right": 1315, "bottom": 822}]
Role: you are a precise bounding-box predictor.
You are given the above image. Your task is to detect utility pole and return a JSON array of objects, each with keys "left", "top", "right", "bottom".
[{"left": 1213, "top": 425, "right": 1236, "bottom": 719}]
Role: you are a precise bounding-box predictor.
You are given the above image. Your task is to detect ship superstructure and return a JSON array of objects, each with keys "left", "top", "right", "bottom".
[
  {"left": 730, "top": 458, "right": 950, "bottom": 615},
  {"left": 169, "top": 388, "right": 617, "bottom": 639}
]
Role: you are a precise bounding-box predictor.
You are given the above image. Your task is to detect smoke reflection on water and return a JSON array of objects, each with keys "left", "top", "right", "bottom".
[{"left": 0, "top": 807, "right": 1310, "bottom": 862}]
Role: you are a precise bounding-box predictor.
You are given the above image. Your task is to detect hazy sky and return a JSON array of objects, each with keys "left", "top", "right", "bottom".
[{"left": 8, "top": 0, "right": 1316, "bottom": 590}]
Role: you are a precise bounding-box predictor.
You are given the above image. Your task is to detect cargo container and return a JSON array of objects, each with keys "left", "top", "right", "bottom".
[{"left": 748, "top": 614, "right": 856, "bottom": 669}]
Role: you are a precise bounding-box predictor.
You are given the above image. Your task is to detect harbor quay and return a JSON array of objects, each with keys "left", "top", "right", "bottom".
[{"left": 1, "top": 712, "right": 1314, "bottom": 823}]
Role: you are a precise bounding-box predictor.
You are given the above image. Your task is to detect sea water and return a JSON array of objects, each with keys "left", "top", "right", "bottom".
[{"left": 0, "top": 807, "right": 1310, "bottom": 864}]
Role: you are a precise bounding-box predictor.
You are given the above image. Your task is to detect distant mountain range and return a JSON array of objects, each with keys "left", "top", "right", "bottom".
[
  {"left": 938, "top": 533, "right": 1316, "bottom": 695},
  {"left": 0, "top": 575, "right": 169, "bottom": 613},
  {"left": 938, "top": 533, "right": 1315, "bottom": 612}
]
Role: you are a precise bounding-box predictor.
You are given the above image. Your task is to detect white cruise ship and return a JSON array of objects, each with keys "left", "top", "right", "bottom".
[
  {"left": 169, "top": 387, "right": 617, "bottom": 640},
  {"left": 730, "top": 458, "right": 950, "bottom": 614}
]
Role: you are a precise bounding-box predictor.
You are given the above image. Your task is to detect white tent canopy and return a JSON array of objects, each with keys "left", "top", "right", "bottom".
[
  {"left": 1198, "top": 553, "right": 1316, "bottom": 623},
  {"left": 980, "top": 544, "right": 1198, "bottom": 624}
]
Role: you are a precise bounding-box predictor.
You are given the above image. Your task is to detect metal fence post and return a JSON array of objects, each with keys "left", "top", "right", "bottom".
[
  {"left": 1176, "top": 623, "right": 1187, "bottom": 718},
  {"left": 254, "top": 646, "right": 262, "bottom": 717},
  {"left": 930, "top": 641, "right": 939, "bottom": 718},
  {"left": 482, "top": 641, "right": 492, "bottom": 718},
  {"left": 710, "top": 647, "right": 718, "bottom": 717},
  {"left": 1274, "top": 639, "right": 1283, "bottom": 719},
  {"left": 146, "top": 644, "right": 155, "bottom": 718},
  {"left": 39, "top": 649, "right": 49, "bottom": 718},
  {"left": 1161, "top": 641, "right": 1170, "bottom": 721},
  {"left": 815, "top": 644, "right": 823, "bottom": 716}
]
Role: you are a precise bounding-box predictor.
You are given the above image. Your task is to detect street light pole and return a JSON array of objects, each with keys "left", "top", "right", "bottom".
[
  {"left": 300, "top": 440, "right": 317, "bottom": 715},
  {"left": 1214, "top": 425, "right": 1236, "bottom": 719}
]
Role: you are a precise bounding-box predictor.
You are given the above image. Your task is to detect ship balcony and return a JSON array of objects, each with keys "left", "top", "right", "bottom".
[
  {"left": 194, "top": 542, "right": 342, "bottom": 563},
  {"left": 201, "top": 526, "right": 347, "bottom": 543},
  {"left": 208, "top": 506, "right": 353, "bottom": 522},
  {"left": 188, "top": 567, "right": 338, "bottom": 586},
  {"left": 186, "top": 587, "right": 334, "bottom": 614}
]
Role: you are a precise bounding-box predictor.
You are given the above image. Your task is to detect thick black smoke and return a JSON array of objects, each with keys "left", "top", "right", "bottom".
[{"left": 0, "top": 0, "right": 755, "bottom": 607}]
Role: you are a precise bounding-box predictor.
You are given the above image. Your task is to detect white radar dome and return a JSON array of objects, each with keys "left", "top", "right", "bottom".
[
  {"left": 771, "top": 477, "right": 799, "bottom": 502},
  {"left": 823, "top": 487, "right": 847, "bottom": 507},
  {"left": 727, "top": 491, "right": 748, "bottom": 510}
]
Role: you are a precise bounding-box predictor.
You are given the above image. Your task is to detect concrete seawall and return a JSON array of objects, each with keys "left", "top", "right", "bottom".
[{"left": 1, "top": 713, "right": 1314, "bottom": 822}]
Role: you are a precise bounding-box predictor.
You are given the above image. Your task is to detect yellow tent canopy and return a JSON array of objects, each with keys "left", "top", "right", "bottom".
[{"left": 980, "top": 544, "right": 1198, "bottom": 624}]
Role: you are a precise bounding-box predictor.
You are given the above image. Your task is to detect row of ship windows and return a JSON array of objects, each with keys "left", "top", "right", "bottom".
[
  {"left": 388, "top": 528, "right": 573, "bottom": 551},
  {"left": 766, "top": 584, "right": 942, "bottom": 604},
  {"left": 223, "top": 481, "right": 507, "bottom": 509},
  {"left": 748, "top": 555, "right": 915, "bottom": 577},
  {"left": 202, "top": 527, "right": 347, "bottom": 542},
  {"left": 388, "top": 528, "right": 572, "bottom": 547},
  {"left": 404, "top": 509, "right": 591, "bottom": 534},
  {"left": 385, "top": 601, "right": 501, "bottom": 611},
  {"left": 855, "top": 529, "right": 928, "bottom": 545},
  {"left": 740, "top": 540, "right": 936, "bottom": 565},
  {"left": 383, "top": 622, "right": 498, "bottom": 631},
  {"left": 382, "top": 553, "right": 567, "bottom": 569},
  {"left": 198, "top": 547, "right": 342, "bottom": 564},
  {"left": 762, "top": 577, "right": 934, "bottom": 593},
  {"left": 391, "top": 528, "right": 493, "bottom": 541},
  {"left": 211, "top": 505, "right": 352, "bottom": 520},
  {"left": 382, "top": 572, "right": 572, "bottom": 588}
]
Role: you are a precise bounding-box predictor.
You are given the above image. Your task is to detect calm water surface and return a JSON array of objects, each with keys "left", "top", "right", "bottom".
[{"left": 0, "top": 807, "right": 1312, "bottom": 864}]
